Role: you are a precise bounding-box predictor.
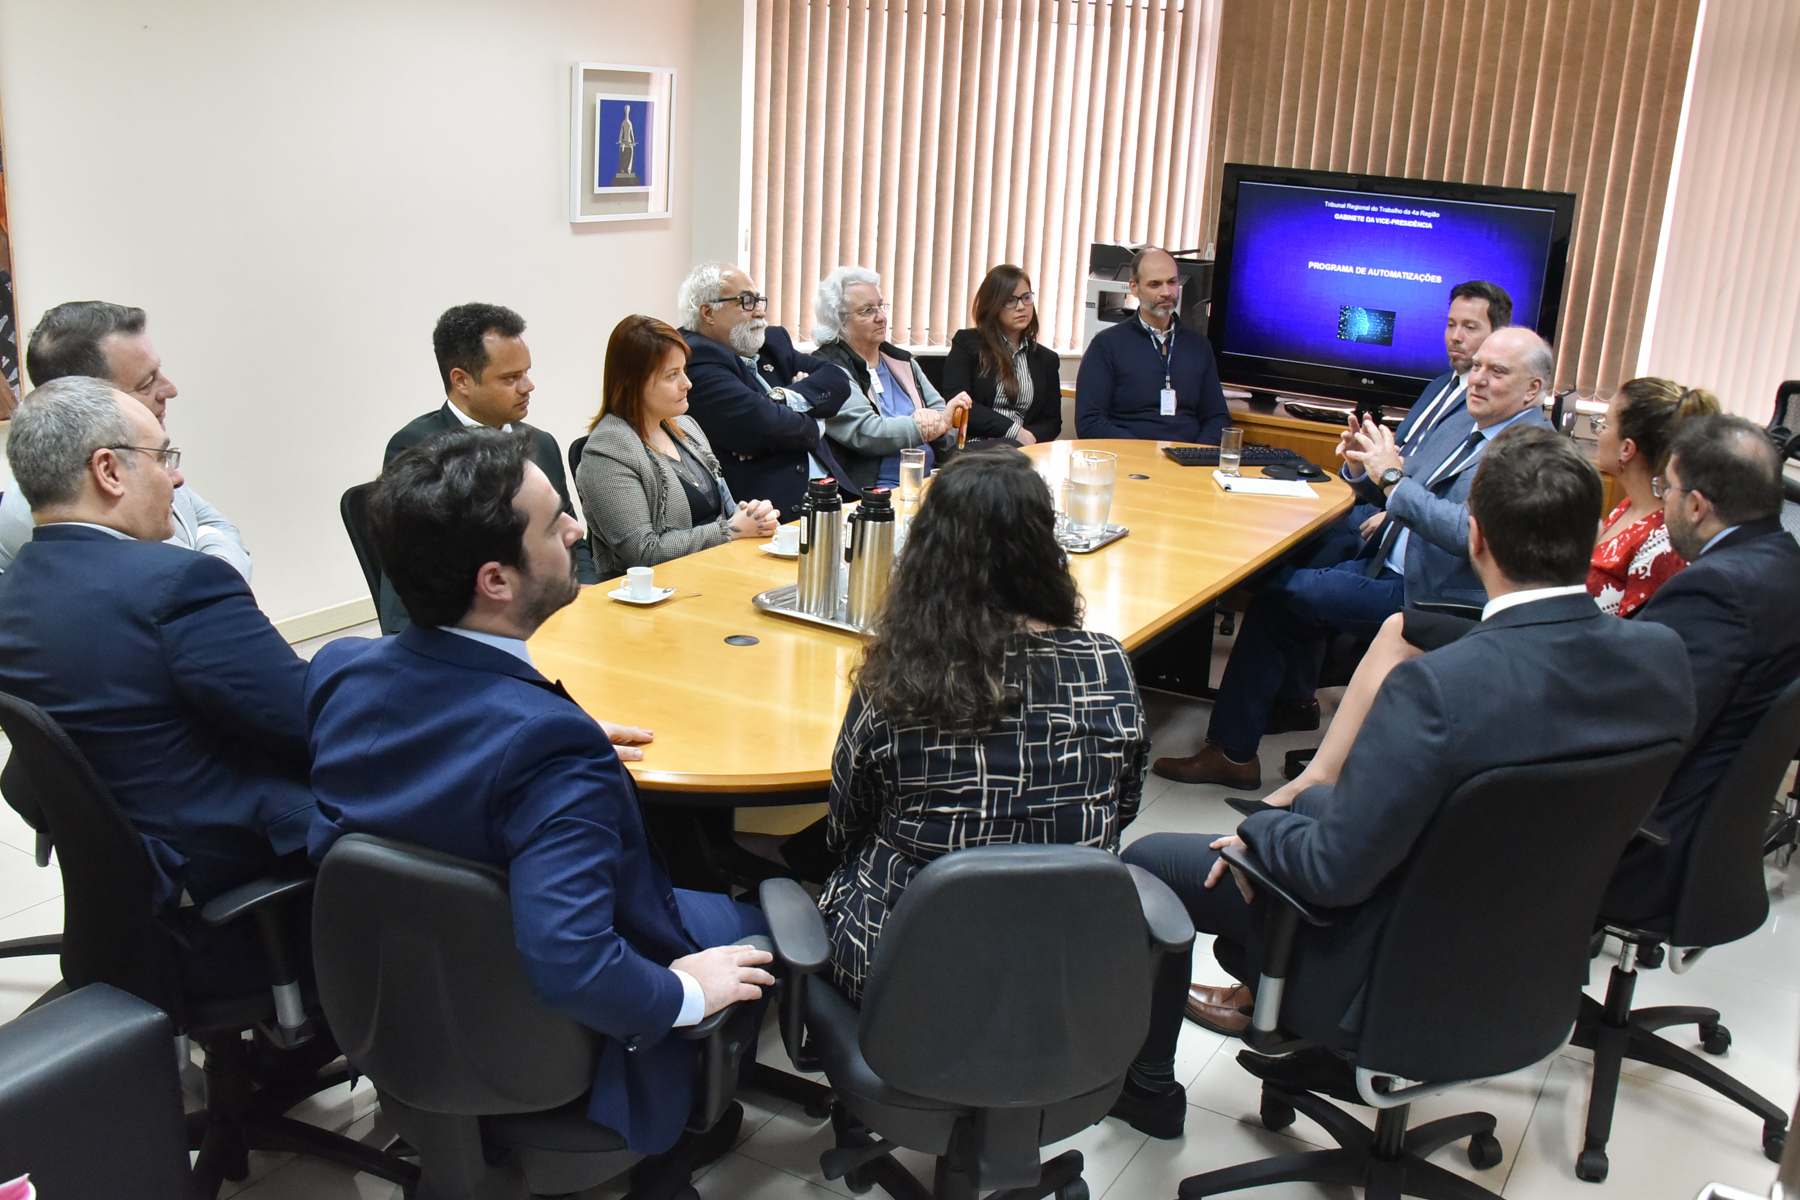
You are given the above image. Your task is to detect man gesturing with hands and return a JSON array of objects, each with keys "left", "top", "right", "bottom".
[{"left": 307, "top": 426, "right": 772, "bottom": 1158}]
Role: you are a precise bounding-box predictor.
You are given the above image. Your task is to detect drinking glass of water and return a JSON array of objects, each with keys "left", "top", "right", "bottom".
[
  {"left": 1067, "top": 450, "right": 1117, "bottom": 537},
  {"left": 898, "top": 448, "right": 926, "bottom": 508},
  {"left": 1218, "top": 427, "right": 1245, "bottom": 477}
]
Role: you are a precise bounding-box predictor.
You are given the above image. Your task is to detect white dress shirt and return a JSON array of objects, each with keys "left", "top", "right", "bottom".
[
  {"left": 447, "top": 400, "right": 512, "bottom": 433},
  {"left": 1481, "top": 583, "right": 1591, "bottom": 621}
]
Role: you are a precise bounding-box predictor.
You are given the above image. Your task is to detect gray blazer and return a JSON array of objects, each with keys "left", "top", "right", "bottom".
[
  {"left": 576, "top": 413, "right": 738, "bottom": 579},
  {"left": 1370, "top": 405, "right": 1553, "bottom": 608},
  {"left": 1237, "top": 592, "right": 1695, "bottom": 1043}
]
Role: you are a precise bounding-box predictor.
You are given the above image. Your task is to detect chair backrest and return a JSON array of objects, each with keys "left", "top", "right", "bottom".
[
  {"left": 857, "top": 844, "right": 1153, "bottom": 1108},
  {"left": 1768, "top": 380, "right": 1800, "bottom": 440},
  {"left": 312, "top": 833, "right": 598, "bottom": 1116},
  {"left": 0, "top": 691, "right": 186, "bottom": 1021},
  {"left": 1672, "top": 675, "right": 1800, "bottom": 948},
  {"left": 567, "top": 432, "right": 589, "bottom": 485},
  {"left": 1355, "top": 740, "right": 1686, "bottom": 1083},
  {"left": 339, "top": 482, "right": 383, "bottom": 613},
  {"left": 912, "top": 352, "right": 948, "bottom": 394},
  {"left": 1782, "top": 477, "right": 1800, "bottom": 548}
]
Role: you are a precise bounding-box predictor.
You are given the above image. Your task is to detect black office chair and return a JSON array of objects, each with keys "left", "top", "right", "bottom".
[
  {"left": 339, "top": 480, "right": 411, "bottom": 635},
  {"left": 1765, "top": 380, "right": 1800, "bottom": 456},
  {"left": 1572, "top": 675, "right": 1800, "bottom": 1181},
  {"left": 761, "top": 843, "right": 1196, "bottom": 1200},
  {"left": 567, "top": 432, "right": 606, "bottom": 583},
  {"left": 1180, "top": 740, "right": 1685, "bottom": 1200},
  {"left": 0, "top": 757, "right": 59, "bottom": 961},
  {"left": 0, "top": 983, "right": 190, "bottom": 1199},
  {"left": 0, "top": 690, "right": 416, "bottom": 1198},
  {"left": 912, "top": 351, "right": 949, "bottom": 395},
  {"left": 313, "top": 832, "right": 764, "bottom": 1200}
]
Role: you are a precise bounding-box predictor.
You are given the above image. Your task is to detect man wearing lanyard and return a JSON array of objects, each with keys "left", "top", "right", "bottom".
[
  {"left": 1075, "top": 247, "right": 1230, "bottom": 443},
  {"left": 1153, "top": 326, "right": 1555, "bottom": 790}
]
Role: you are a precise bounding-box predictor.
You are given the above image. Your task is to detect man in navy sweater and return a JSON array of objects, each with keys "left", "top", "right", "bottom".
[{"left": 1075, "top": 247, "right": 1229, "bottom": 444}]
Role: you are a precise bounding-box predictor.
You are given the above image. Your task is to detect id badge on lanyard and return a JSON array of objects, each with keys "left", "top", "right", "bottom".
[{"left": 1158, "top": 328, "right": 1177, "bottom": 416}]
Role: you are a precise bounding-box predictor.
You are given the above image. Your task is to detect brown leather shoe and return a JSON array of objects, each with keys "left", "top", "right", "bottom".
[
  {"left": 1185, "top": 983, "right": 1252, "bottom": 1037},
  {"left": 1152, "top": 743, "right": 1262, "bottom": 789}
]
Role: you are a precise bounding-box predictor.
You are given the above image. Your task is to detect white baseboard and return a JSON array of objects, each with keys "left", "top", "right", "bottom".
[{"left": 274, "top": 597, "right": 376, "bottom": 645}]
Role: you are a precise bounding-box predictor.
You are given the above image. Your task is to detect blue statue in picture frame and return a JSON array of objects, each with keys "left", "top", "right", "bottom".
[{"left": 595, "top": 97, "right": 653, "bottom": 192}]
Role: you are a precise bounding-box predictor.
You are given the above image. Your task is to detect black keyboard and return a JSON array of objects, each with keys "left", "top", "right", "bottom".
[{"left": 1162, "top": 443, "right": 1309, "bottom": 468}]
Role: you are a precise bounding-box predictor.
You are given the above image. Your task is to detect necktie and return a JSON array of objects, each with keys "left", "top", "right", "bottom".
[
  {"left": 1365, "top": 430, "right": 1485, "bottom": 577},
  {"left": 1403, "top": 378, "right": 1464, "bottom": 450}
]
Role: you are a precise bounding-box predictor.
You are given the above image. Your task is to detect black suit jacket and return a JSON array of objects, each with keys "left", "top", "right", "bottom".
[
  {"left": 1238, "top": 593, "right": 1695, "bottom": 1042},
  {"left": 681, "top": 325, "right": 852, "bottom": 516},
  {"left": 941, "top": 328, "right": 1063, "bottom": 443},
  {"left": 377, "top": 405, "right": 596, "bottom": 631},
  {"left": 1609, "top": 518, "right": 1800, "bottom": 922}
]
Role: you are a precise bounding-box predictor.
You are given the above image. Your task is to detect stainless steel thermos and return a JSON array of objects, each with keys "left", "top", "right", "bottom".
[
  {"left": 796, "top": 478, "right": 845, "bottom": 618},
  {"left": 845, "top": 488, "right": 896, "bottom": 630}
]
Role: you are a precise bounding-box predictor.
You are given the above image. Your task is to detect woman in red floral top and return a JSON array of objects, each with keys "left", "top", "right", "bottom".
[{"left": 1588, "top": 377, "right": 1720, "bottom": 616}]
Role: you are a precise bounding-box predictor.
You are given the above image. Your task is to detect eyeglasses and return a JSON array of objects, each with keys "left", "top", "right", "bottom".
[
  {"left": 712, "top": 291, "right": 768, "bottom": 312},
  {"left": 1650, "top": 475, "right": 1689, "bottom": 501},
  {"left": 1589, "top": 413, "right": 1610, "bottom": 434},
  {"left": 105, "top": 444, "right": 181, "bottom": 471},
  {"left": 851, "top": 302, "right": 890, "bottom": 320},
  {"left": 1002, "top": 291, "right": 1037, "bottom": 310}
]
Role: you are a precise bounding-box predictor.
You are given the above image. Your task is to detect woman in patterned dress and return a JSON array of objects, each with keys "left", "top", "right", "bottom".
[
  {"left": 816, "top": 447, "right": 1149, "bottom": 1002},
  {"left": 1588, "top": 377, "right": 1720, "bottom": 617}
]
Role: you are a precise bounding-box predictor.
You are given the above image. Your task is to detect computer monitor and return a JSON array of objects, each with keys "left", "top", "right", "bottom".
[{"left": 1207, "top": 164, "right": 1576, "bottom": 411}]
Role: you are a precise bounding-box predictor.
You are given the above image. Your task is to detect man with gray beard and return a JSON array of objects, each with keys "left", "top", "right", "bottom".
[{"left": 677, "top": 262, "right": 853, "bottom": 515}]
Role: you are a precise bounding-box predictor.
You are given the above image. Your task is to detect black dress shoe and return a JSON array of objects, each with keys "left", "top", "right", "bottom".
[
  {"left": 1236, "top": 1046, "right": 1362, "bottom": 1105},
  {"left": 1225, "top": 797, "right": 1277, "bottom": 818},
  {"left": 1108, "top": 1075, "right": 1187, "bottom": 1139},
  {"left": 1265, "top": 699, "right": 1321, "bottom": 735}
]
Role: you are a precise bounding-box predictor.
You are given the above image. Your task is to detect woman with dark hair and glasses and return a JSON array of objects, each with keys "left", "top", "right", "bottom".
[
  {"left": 1588, "top": 377, "right": 1720, "bottom": 616},
  {"left": 814, "top": 447, "right": 1148, "bottom": 1001},
  {"left": 942, "top": 264, "right": 1064, "bottom": 446},
  {"left": 576, "top": 315, "right": 779, "bottom": 577}
]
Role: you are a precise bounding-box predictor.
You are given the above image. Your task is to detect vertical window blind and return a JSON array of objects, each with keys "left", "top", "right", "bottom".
[
  {"left": 1202, "top": 0, "right": 1703, "bottom": 399},
  {"left": 751, "top": 0, "right": 1223, "bottom": 352}
]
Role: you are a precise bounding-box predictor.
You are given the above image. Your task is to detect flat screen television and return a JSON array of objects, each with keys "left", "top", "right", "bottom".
[{"left": 1207, "top": 164, "right": 1576, "bottom": 412}]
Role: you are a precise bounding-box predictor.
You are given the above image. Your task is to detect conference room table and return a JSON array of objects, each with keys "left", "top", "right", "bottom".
[{"left": 529, "top": 438, "right": 1353, "bottom": 806}]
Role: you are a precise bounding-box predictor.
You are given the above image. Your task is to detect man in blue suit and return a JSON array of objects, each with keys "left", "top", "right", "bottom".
[
  {"left": 678, "top": 262, "right": 853, "bottom": 515},
  {"left": 1155, "top": 326, "right": 1555, "bottom": 789},
  {"left": 306, "top": 427, "right": 773, "bottom": 1156},
  {"left": 0, "top": 378, "right": 315, "bottom": 973}
]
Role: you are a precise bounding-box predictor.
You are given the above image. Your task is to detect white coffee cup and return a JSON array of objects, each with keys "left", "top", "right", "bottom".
[
  {"left": 773, "top": 524, "right": 800, "bottom": 555},
  {"left": 626, "top": 566, "right": 655, "bottom": 600}
]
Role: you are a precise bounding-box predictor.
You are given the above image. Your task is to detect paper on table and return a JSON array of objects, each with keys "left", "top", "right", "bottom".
[{"left": 1211, "top": 471, "right": 1318, "bottom": 498}]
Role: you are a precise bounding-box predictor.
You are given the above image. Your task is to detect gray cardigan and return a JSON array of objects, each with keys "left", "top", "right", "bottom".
[{"left": 576, "top": 413, "right": 738, "bottom": 578}]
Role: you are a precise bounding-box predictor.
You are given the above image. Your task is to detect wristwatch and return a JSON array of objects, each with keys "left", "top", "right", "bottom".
[{"left": 1379, "top": 467, "right": 1404, "bottom": 491}]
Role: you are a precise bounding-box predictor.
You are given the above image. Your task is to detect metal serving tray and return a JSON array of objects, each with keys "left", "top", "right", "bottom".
[
  {"left": 752, "top": 583, "right": 868, "bottom": 636},
  {"left": 1057, "top": 523, "right": 1129, "bottom": 554}
]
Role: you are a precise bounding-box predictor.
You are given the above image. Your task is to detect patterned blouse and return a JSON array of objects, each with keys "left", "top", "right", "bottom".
[
  {"left": 817, "top": 629, "right": 1148, "bottom": 1002},
  {"left": 1588, "top": 501, "right": 1685, "bottom": 618}
]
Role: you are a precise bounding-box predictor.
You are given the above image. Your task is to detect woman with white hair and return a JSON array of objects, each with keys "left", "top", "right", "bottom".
[{"left": 811, "top": 267, "right": 970, "bottom": 493}]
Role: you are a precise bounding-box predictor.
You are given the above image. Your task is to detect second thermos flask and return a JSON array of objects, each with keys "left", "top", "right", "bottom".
[
  {"left": 845, "top": 488, "right": 896, "bottom": 629},
  {"left": 796, "top": 478, "right": 844, "bottom": 618}
]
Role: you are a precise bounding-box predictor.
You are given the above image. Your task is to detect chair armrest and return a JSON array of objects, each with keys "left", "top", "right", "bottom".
[
  {"left": 682, "top": 935, "right": 769, "bottom": 1132},
  {"left": 198, "top": 872, "right": 315, "bottom": 927},
  {"left": 1126, "top": 865, "right": 1196, "bottom": 953},
  {"left": 679, "top": 936, "right": 773, "bottom": 1042},
  {"left": 759, "top": 878, "right": 828, "bottom": 974},
  {"left": 1220, "top": 844, "right": 1333, "bottom": 927},
  {"left": 1636, "top": 816, "right": 1672, "bottom": 847}
]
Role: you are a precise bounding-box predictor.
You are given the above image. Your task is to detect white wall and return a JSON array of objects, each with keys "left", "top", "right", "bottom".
[
  {"left": 1639, "top": 0, "right": 1800, "bottom": 420},
  {"left": 0, "top": 0, "right": 704, "bottom": 627}
]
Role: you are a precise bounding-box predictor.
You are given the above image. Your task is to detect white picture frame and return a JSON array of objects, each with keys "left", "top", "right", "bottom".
[{"left": 570, "top": 62, "right": 675, "bottom": 223}]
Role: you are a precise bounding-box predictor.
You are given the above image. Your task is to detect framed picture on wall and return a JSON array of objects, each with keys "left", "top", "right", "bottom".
[{"left": 570, "top": 63, "right": 674, "bottom": 223}]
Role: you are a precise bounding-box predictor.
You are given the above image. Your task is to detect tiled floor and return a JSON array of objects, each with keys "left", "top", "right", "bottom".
[{"left": 0, "top": 631, "right": 1793, "bottom": 1199}]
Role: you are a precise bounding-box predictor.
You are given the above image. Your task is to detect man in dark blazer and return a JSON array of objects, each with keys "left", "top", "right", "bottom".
[
  {"left": 1107, "top": 428, "right": 1696, "bottom": 1139},
  {"left": 379, "top": 303, "right": 594, "bottom": 630},
  {"left": 0, "top": 378, "right": 315, "bottom": 955},
  {"left": 1155, "top": 325, "right": 1554, "bottom": 789},
  {"left": 677, "top": 262, "right": 852, "bottom": 515},
  {"left": 307, "top": 427, "right": 773, "bottom": 1157},
  {"left": 1606, "top": 415, "right": 1800, "bottom": 923}
]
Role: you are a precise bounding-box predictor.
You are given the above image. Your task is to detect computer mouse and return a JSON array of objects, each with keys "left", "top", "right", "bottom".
[{"left": 1294, "top": 462, "right": 1327, "bottom": 480}]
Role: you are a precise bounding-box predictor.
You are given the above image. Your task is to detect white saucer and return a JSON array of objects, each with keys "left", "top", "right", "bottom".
[
  {"left": 760, "top": 544, "right": 799, "bottom": 559},
  {"left": 608, "top": 585, "right": 676, "bottom": 605}
]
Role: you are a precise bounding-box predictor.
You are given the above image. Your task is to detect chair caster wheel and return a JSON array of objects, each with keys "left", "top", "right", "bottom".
[
  {"left": 1056, "top": 1181, "right": 1090, "bottom": 1200},
  {"left": 1763, "top": 1124, "right": 1786, "bottom": 1163},
  {"left": 1467, "top": 1131, "right": 1503, "bottom": 1171},
  {"left": 843, "top": 1166, "right": 875, "bottom": 1195},
  {"left": 1259, "top": 1094, "right": 1296, "bottom": 1133},
  {"left": 804, "top": 1101, "right": 833, "bottom": 1120},
  {"left": 1575, "top": 1146, "right": 1609, "bottom": 1182},
  {"left": 1701, "top": 1022, "right": 1732, "bottom": 1055}
]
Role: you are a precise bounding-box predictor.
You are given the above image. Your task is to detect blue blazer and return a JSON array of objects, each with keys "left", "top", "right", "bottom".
[
  {"left": 0, "top": 524, "right": 314, "bottom": 908},
  {"left": 1613, "top": 518, "right": 1800, "bottom": 922},
  {"left": 1074, "top": 319, "right": 1230, "bottom": 444},
  {"left": 1238, "top": 593, "right": 1694, "bottom": 1041},
  {"left": 1392, "top": 371, "right": 1463, "bottom": 449},
  {"left": 306, "top": 626, "right": 700, "bottom": 1154},
  {"left": 681, "top": 324, "right": 852, "bottom": 516}
]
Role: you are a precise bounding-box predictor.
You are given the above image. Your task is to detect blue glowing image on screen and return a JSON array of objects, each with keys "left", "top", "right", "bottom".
[{"left": 1223, "top": 181, "right": 1559, "bottom": 380}]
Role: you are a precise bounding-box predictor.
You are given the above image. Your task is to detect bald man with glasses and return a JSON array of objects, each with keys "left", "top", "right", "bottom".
[{"left": 677, "top": 261, "right": 853, "bottom": 516}]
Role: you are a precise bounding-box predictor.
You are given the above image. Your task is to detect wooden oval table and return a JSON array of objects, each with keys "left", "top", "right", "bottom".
[{"left": 528, "top": 439, "right": 1352, "bottom": 802}]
